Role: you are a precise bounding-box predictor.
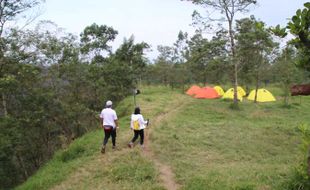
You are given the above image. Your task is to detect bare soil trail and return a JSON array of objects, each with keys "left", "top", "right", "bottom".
[
  {"left": 51, "top": 92, "right": 191, "bottom": 190},
  {"left": 143, "top": 98, "right": 190, "bottom": 190}
]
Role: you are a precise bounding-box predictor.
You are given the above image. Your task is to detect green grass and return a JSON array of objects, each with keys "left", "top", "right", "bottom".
[
  {"left": 16, "top": 85, "right": 179, "bottom": 190},
  {"left": 151, "top": 92, "right": 310, "bottom": 190},
  {"left": 16, "top": 85, "right": 310, "bottom": 190}
]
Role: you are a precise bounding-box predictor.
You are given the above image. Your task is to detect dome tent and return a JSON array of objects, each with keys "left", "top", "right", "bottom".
[
  {"left": 194, "top": 87, "right": 220, "bottom": 99},
  {"left": 237, "top": 86, "right": 246, "bottom": 96},
  {"left": 222, "top": 88, "right": 243, "bottom": 101},
  {"left": 213, "top": 86, "right": 224, "bottom": 96},
  {"left": 186, "top": 85, "right": 201, "bottom": 96},
  {"left": 247, "top": 89, "right": 276, "bottom": 102}
]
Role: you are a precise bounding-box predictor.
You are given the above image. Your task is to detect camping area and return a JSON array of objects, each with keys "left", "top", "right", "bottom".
[
  {"left": 1, "top": 0, "right": 310, "bottom": 190},
  {"left": 15, "top": 86, "right": 310, "bottom": 190}
]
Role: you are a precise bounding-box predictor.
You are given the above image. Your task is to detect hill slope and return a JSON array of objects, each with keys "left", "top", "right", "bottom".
[{"left": 16, "top": 86, "right": 310, "bottom": 190}]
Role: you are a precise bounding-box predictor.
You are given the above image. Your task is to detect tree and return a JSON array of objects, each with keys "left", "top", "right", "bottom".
[
  {"left": 154, "top": 45, "right": 175, "bottom": 86},
  {"left": 272, "top": 47, "right": 305, "bottom": 106},
  {"left": 270, "top": 3, "right": 310, "bottom": 180},
  {"left": 0, "top": 0, "right": 44, "bottom": 117},
  {"left": 173, "top": 31, "right": 189, "bottom": 64},
  {"left": 288, "top": 4, "right": 310, "bottom": 180},
  {"left": 183, "top": 0, "right": 256, "bottom": 107},
  {"left": 186, "top": 33, "right": 208, "bottom": 83},
  {"left": 80, "top": 23, "right": 118, "bottom": 63},
  {"left": 187, "top": 30, "right": 229, "bottom": 84},
  {"left": 236, "top": 17, "right": 277, "bottom": 102},
  {"left": 270, "top": 2, "right": 310, "bottom": 73},
  {"left": 0, "top": 4, "right": 147, "bottom": 188},
  {"left": 114, "top": 35, "right": 149, "bottom": 85},
  {"left": 287, "top": 2, "right": 310, "bottom": 72},
  {"left": 0, "top": 0, "right": 43, "bottom": 37}
]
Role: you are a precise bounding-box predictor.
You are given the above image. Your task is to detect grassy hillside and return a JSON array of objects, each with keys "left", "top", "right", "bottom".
[{"left": 16, "top": 85, "right": 309, "bottom": 190}]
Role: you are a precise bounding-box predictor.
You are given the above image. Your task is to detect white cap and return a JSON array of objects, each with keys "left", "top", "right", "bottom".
[{"left": 106, "top": 100, "right": 112, "bottom": 106}]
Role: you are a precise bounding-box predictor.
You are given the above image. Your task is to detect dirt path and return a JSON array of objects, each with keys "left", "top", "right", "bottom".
[
  {"left": 51, "top": 92, "right": 191, "bottom": 190},
  {"left": 143, "top": 100, "right": 189, "bottom": 190}
]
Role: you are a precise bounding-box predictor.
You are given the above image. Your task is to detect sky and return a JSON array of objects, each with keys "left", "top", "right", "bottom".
[{"left": 23, "top": 0, "right": 309, "bottom": 60}]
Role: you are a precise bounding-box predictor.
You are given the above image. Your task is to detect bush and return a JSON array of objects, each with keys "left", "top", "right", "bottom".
[{"left": 284, "top": 124, "right": 310, "bottom": 190}]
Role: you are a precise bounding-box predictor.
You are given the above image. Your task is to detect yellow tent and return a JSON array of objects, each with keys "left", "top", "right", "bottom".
[
  {"left": 222, "top": 88, "right": 243, "bottom": 101},
  {"left": 237, "top": 86, "right": 246, "bottom": 97},
  {"left": 247, "top": 89, "right": 276, "bottom": 102},
  {"left": 213, "top": 86, "right": 224, "bottom": 96}
]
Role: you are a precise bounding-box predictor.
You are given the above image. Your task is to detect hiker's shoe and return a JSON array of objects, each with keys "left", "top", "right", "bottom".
[
  {"left": 101, "top": 146, "right": 105, "bottom": 154},
  {"left": 127, "top": 142, "right": 133, "bottom": 148},
  {"left": 140, "top": 144, "right": 145, "bottom": 150},
  {"left": 112, "top": 146, "right": 116, "bottom": 150}
]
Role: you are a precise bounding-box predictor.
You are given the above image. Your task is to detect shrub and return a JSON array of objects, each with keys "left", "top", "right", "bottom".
[{"left": 284, "top": 124, "right": 310, "bottom": 190}]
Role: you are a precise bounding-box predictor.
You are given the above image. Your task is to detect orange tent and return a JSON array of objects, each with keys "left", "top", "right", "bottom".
[
  {"left": 186, "top": 85, "right": 201, "bottom": 96},
  {"left": 194, "top": 87, "right": 220, "bottom": 99}
]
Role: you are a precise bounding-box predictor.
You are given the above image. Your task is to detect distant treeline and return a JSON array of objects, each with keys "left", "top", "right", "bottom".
[{"left": 144, "top": 25, "right": 309, "bottom": 91}]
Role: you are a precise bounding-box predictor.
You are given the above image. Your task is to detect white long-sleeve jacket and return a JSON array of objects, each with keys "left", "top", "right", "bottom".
[{"left": 130, "top": 114, "right": 148, "bottom": 130}]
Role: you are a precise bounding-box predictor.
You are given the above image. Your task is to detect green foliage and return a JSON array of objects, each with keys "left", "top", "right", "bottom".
[
  {"left": 113, "top": 36, "right": 150, "bottom": 85},
  {"left": 16, "top": 88, "right": 172, "bottom": 190},
  {"left": 186, "top": 31, "right": 229, "bottom": 84},
  {"left": 283, "top": 3, "right": 310, "bottom": 72},
  {"left": 0, "top": 0, "right": 42, "bottom": 40},
  {"left": 184, "top": 0, "right": 257, "bottom": 106},
  {"left": 283, "top": 124, "right": 310, "bottom": 190},
  {"left": 236, "top": 16, "right": 278, "bottom": 93},
  {"left": 299, "top": 124, "right": 310, "bottom": 148},
  {"left": 284, "top": 170, "right": 310, "bottom": 190},
  {"left": 115, "top": 97, "right": 134, "bottom": 118},
  {"left": 0, "top": 117, "right": 21, "bottom": 189},
  {"left": 80, "top": 23, "right": 118, "bottom": 58},
  {"left": 271, "top": 48, "right": 305, "bottom": 106},
  {"left": 269, "top": 24, "right": 288, "bottom": 38},
  {"left": 144, "top": 44, "right": 191, "bottom": 88},
  {"left": 59, "top": 145, "right": 85, "bottom": 163},
  {"left": 0, "top": 19, "right": 146, "bottom": 189},
  {"left": 287, "top": 3, "right": 310, "bottom": 40},
  {"left": 1, "top": 1, "right": 310, "bottom": 190},
  {"left": 14, "top": 86, "right": 310, "bottom": 189}
]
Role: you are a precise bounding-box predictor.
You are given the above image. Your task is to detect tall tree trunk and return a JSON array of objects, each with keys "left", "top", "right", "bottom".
[
  {"left": 254, "top": 74, "right": 259, "bottom": 103},
  {"left": 228, "top": 19, "right": 238, "bottom": 107},
  {"left": 16, "top": 154, "right": 29, "bottom": 180},
  {"left": 234, "top": 61, "right": 238, "bottom": 105},
  {"left": 254, "top": 57, "right": 261, "bottom": 103},
  {"left": 2, "top": 92, "right": 7, "bottom": 116}
]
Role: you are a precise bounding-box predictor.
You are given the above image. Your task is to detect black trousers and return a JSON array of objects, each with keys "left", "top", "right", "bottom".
[
  {"left": 103, "top": 127, "right": 116, "bottom": 146},
  {"left": 131, "top": 129, "right": 144, "bottom": 145}
]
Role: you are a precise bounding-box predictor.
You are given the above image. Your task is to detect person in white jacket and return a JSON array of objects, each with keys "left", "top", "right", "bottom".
[{"left": 128, "top": 107, "right": 148, "bottom": 148}]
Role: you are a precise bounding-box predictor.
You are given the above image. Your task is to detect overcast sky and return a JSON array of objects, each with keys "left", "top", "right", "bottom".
[{"left": 26, "top": 0, "right": 308, "bottom": 60}]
